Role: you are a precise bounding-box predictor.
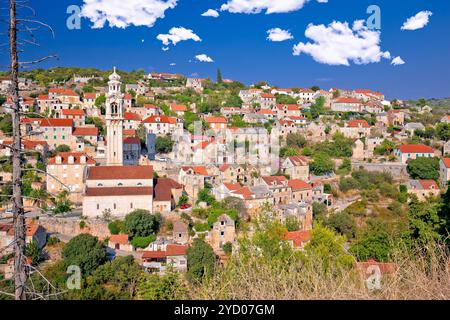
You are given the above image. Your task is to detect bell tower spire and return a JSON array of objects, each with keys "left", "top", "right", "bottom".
[{"left": 105, "top": 67, "right": 124, "bottom": 166}]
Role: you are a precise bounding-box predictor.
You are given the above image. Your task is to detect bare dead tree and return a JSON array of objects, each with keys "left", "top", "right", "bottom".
[
  {"left": 4, "top": 0, "right": 57, "bottom": 300},
  {"left": 9, "top": 0, "right": 27, "bottom": 301}
]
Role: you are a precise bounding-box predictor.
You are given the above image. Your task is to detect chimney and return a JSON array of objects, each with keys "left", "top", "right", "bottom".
[
  {"left": 56, "top": 156, "right": 62, "bottom": 164},
  {"left": 68, "top": 155, "right": 75, "bottom": 164}
]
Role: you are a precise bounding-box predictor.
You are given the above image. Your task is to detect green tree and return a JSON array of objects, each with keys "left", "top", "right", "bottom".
[
  {"left": 225, "top": 94, "right": 242, "bottom": 107},
  {"left": 62, "top": 234, "right": 107, "bottom": 275},
  {"left": 94, "top": 94, "right": 106, "bottom": 107},
  {"left": 51, "top": 190, "right": 73, "bottom": 215},
  {"left": 310, "top": 96, "right": 326, "bottom": 119},
  {"left": 286, "top": 132, "right": 307, "bottom": 148},
  {"left": 407, "top": 196, "right": 443, "bottom": 245},
  {"left": 304, "top": 223, "right": 355, "bottom": 273},
  {"left": 349, "top": 219, "right": 396, "bottom": 262},
  {"left": 324, "top": 212, "right": 357, "bottom": 239},
  {"left": 137, "top": 268, "right": 187, "bottom": 300},
  {"left": 55, "top": 144, "right": 71, "bottom": 153},
  {"left": 310, "top": 152, "right": 334, "bottom": 176},
  {"left": 155, "top": 135, "right": 174, "bottom": 154},
  {"left": 285, "top": 216, "right": 301, "bottom": 232},
  {"left": 217, "top": 68, "right": 223, "bottom": 84},
  {"left": 197, "top": 188, "right": 216, "bottom": 206},
  {"left": 124, "top": 210, "right": 161, "bottom": 239},
  {"left": 25, "top": 241, "right": 41, "bottom": 266},
  {"left": 407, "top": 157, "right": 440, "bottom": 180},
  {"left": 81, "top": 256, "right": 142, "bottom": 300},
  {"left": 436, "top": 123, "right": 450, "bottom": 141},
  {"left": 187, "top": 239, "right": 216, "bottom": 283}
]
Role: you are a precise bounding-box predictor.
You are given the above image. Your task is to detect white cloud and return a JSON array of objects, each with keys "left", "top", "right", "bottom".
[
  {"left": 220, "top": 0, "right": 327, "bottom": 14},
  {"left": 293, "top": 20, "right": 391, "bottom": 66},
  {"left": 195, "top": 54, "right": 214, "bottom": 63},
  {"left": 170, "top": 63, "right": 176, "bottom": 66},
  {"left": 391, "top": 56, "right": 405, "bottom": 66},
  {"left": 401, "top": 11, "right": 433, "bottom": 31},
  {"left": 267, "top": 28, "right": 293, "bottom": 42},
  {"left": 162, "top": 47, "right": 170, "bottom": 51},
  {"left": 157, "top": 27, "right": 201, "bottom": 46},
  {"left": 80, "top": 0, "right": 177, "bottom": 28},
  {"left": 202, "top": 9, "right": 220, "bottom": 18}
]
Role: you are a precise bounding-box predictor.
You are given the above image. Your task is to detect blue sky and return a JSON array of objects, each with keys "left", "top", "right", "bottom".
[{"left": 8, "top": 0, "right": 450, "bottom": 99}]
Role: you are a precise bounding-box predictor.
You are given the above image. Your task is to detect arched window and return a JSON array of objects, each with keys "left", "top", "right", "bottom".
[{"left": 118, "top": 183, "right": 123, "bottom": 186}]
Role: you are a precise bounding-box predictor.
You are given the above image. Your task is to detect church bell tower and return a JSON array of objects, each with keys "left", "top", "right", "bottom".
[{"left": 106, "top": 67, "right": 124, "bottom": 166}]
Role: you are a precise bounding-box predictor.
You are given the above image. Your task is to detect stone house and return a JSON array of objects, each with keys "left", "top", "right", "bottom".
[
  {"left": 281, "top": 156, "right": 309, "bottom": 181},
  {"left": 172, "top": 221, "right": 189, "bottom": 245},
  {"left": 207, "top": 214, "right": 236, "bottom": 252}
]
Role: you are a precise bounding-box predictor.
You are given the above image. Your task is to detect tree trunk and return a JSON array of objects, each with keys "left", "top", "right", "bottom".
[{"left": 9, "top": 0, "right": 27, "bottom": 300}]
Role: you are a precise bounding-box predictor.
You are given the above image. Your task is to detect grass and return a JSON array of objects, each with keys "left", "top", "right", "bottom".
[{"left": 189, "top": 245, "right": 450, "bottom": 300}]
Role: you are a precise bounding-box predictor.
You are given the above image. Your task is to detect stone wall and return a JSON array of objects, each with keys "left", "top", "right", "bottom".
[{"left": 38, "top": 217, "right": 110, "bottom": 240}]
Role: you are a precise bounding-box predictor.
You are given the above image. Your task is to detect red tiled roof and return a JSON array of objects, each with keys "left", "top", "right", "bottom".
[
  {"left": 72, "top": 127, "right": 99, "bottom": 136},
  {"left": 37, "top": 94, "right": 49, "bottom": 100},
  {"left": 49, "top": 88, "right": 79, "bottom": 97},
  {"left": 355, "top": 260, "right": 397, "bottom": 274},
  {"left": 62, "top": 109, "right": 85, "bottom": 116},
  {"left": 123, "top": 137, "right": 141, "bottom": 144},
  {"left": 257, "top": 109, "right": 276, "bottom": 115},
  {"left": 232, "top": 187, "right": 254, "bottom": 200},
  {"left": 153, "top": 178, "right": 183, "bottom": 202},
  {"left": 123, "top": 93, "right": 133, "bottom": 100},
  {"left": 142, "top": 251, "right": 166, "bottom": 259},
  {"left": 84, "top": 93, "right": 97, "bottom": 99},
  {"left": 124, "top": 112, "right": 142, "bottom": 121},
  {"left": 181, "top": 166, "right": 209, "bottom": 176},
  {"left": 287, "top": 156, "right": 308, "bottom": 166},
  {"left": 347, "top": 120, "right": 370, "bottom": 128},
  {"left": 166, "top": 244, "right": 188, "bottom": 256},
  {"left": 443, "top": 158, "right": 450, "bottom": 168},
  {"left": 334, "top": 97, "right": 361, "bottom": 104},
  {"left": 418, "top": 180, "right": 439, "bottom": 190},
  {"left": 399, "top": 144, "right": 434, "bottom": 154},
  {"left": 144, "top": 104, "right": 158, "bottom": 109},
  {"left": 288, "top": 179, "right": 311, "bottom": 191},
  {"left": 2, "top": 139, "right": 47, "bottom": 150},
  {"left": 5, "top": 221, "right": 41, "bottom": 237},
  {"left": 193, "top": 140, "right": 212, "bottom": 150},
  {"left": 262, "top": 176, "right": 287, "bottom": 186},
  {"left": 48, "top": 152, "right": 96, "bottom": 165},
  {"left": 170, "top": 104, "right": 187, "bottom": 112},
  {"left": 123, "top": 129, "right": 137, "bottom": 136},
  {"left": 284, "top": 230, "right": 311, "bottom": 248},
  {"left": 206, "top": 116, "right": 227, "bottom": 124},
  {"left": 277, "top": 104, "right": 299, "bottom": 111},
  {"left": 289, "top": 116, "right": 306, "bottom": 121},
  {"left": 109, "top": 234, "right": 129, "bottom": 245},
  {"left": 142, "top": 115, "right": 178, "bottom": 124},
  {"left": 261, "top": 93, "right": 275, "bottom": 99},
  {"left": 224, "top": 183, "right": 242, "bottom": 191},
  {"left": 85, "top": 187, "right": 153, "bottom": 197},
  {"left": 87, "top": 165, "right": 153, "bottom": 180},
  {"left": 39, "top": 118, "right": 73, "bottom": 127}
]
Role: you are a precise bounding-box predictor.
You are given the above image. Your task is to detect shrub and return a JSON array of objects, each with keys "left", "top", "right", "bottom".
[
  {"left": 130, "top": 235, "right": 156, "bottom": 249},
  {"left": 222, "top": 242, "right": 233, "bottom": 255},
  {"left": 108, "top": 220, "right": 124, "bottom": 235},
  {"left": 124, "top": 210, "right": 161, "bottom": 238},
  {"left": 62, "top": 234, "right": 107, "bottom": 275}
]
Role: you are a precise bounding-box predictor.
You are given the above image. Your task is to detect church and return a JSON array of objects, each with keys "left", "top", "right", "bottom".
[
  {"left": 82, "top": 68, "right": 153, "bottom": 218},
  {"left": 104, "top": 67, "right": 140, "bottom": 166}
]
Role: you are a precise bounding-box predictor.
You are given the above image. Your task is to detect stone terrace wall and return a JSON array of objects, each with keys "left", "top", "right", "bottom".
[{"left": 39, "top": 217, "right": 110, "bottom": 240}]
